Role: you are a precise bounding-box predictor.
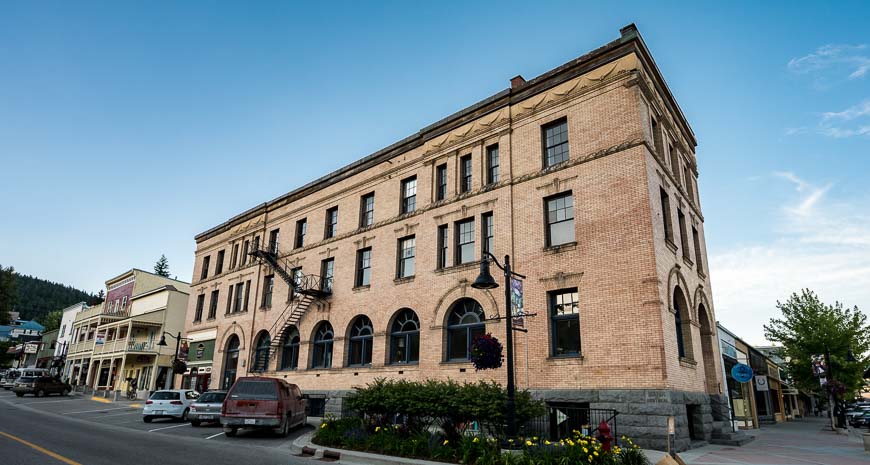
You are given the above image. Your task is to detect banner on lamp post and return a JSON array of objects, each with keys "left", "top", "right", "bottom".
[{"left": 510, "top": 278, "right": 524, "bottom": 328}]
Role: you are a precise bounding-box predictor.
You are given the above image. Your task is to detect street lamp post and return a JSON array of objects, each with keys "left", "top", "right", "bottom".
[
  {"left": 472, "top": 252, "right": 526, "bottom": 445},
  {"left": 157, "top": 331, "right": 182, "bottom": 389}
]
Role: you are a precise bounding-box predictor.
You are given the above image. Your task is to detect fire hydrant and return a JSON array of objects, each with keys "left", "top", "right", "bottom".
[{"left": 596, "top": 420, "right": 613, "bottom": 452}]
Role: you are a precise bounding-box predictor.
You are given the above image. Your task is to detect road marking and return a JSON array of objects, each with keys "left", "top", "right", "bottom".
[
  {"left": 95, "top": 410, "right": 142, "bottom": 418},
  {"left": 64, "top": 406, "right": 133, "bottom": 414},
  {"left": 20, "top": 398, "right": 79, "bottom": 405},
  {"left": 148, "top": 423, "right": 190, "bottom": 432},
  {"left": 0, "top": 430, "right": 83, "bottom": 465},
  {"left": 90, "top": 396, "right": 112, "bottom": 403},
  {"left": 205, "top": 432, "right": 225, "bottom": 439}
]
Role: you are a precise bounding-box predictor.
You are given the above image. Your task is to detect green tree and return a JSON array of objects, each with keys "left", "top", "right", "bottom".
[
  {"left": 764, "top": 289, "right": 869, "bottom": 397},
  {"left": 39, "top": 310, "right": 63, "bottom": 332},
  {"left": 0, "top": 264, "right": 17, "bottom": 325},
  {"left": 154, "top": 255, "right": 170, "bottom": 277}
]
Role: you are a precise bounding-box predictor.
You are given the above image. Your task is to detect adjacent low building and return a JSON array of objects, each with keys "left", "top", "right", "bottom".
[{"left": 66, "top": 269, "right": 189, "bottom": 396}]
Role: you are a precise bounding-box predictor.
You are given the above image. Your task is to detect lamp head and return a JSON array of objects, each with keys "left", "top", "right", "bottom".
[
  {"left": 471, "top": 258, "right": 499, "bottom": 290},
  {"left": 157, "top": 335, "right": 168, "bottom": 347}
]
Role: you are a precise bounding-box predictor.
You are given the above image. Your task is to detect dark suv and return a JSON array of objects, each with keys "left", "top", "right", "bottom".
[
  {"left": 221, "top": 377, "right": 306, "bottom": 437},
  {"left": 13, "top": 376, "right": 71, "bottom": 397}
]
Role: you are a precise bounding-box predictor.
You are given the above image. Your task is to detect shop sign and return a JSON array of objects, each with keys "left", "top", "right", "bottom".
[
  {"left": 755, "top": 375, "right": 769, "bottom": 392},
  {"left": 95, "top": 332, "right": 105, "bottom": 345},
  {"left": 731, "top": 363, "right": 753, "bottom": 383},
  {"left": 24, "top": 343, "right": 39, "bottom": 354}
]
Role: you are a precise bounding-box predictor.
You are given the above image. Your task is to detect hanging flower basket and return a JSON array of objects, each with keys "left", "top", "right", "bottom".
[{"left": 470, "top": 333, "right": 504, "bottom": 371}]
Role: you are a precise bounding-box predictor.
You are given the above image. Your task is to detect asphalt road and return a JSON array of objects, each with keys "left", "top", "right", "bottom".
[{"left": 0, "top": 388, "right": 315, "bottom": 465}]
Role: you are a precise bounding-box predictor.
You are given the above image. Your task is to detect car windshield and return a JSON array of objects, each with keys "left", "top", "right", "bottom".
[
  {"left": 230, "top": 380, "right": 278, "bottom": 400},
  {"left": 197, "top": 392, "right": 226, "bottom": 403},
  {"left": 150, "top": 391, "right": 181, "bottom": 400},
  {"left": 18, "top": 377, "right": 37, "bottom": 382}
]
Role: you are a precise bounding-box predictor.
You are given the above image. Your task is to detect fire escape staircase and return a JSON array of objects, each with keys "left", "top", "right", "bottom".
[{"left": 249, "top": 244, "right": 331, "bottom": 359}]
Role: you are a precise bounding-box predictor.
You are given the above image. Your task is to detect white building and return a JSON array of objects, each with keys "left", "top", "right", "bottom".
[{"left": 58, "top": 302, "right": 88, "bottom": 378}]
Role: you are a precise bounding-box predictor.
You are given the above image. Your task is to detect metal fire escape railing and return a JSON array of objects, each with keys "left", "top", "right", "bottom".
[{"left": 249, "top": 243, "right": 331, "bottom": 357}]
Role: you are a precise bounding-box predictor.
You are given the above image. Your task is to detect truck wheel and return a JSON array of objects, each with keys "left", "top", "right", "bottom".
[
  {"left": 15, "top": 392, "right": 23, "bottom": 397},
  {"left": 36, "top": 389, "right": 45, "bottom": 398},
  {"left": 191, "top": 420, "right": 201, "bottom": 427},
  {"left": 225, "top": 427, "right": 238, "bottom": 437}
]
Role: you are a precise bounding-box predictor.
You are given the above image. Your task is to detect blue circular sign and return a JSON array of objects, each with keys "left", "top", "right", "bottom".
[{"left": 731, "top": 363, "right": 754, "bottom": 383}]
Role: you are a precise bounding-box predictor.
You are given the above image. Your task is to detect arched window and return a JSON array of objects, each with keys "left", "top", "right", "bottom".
[
  {"left": 390, "top": 309, "right": 420, "bottom": 364},
  {"left": 311, "top": 322, "right": 334, "bottom": 369},
  {"left": 673, "top": 287, "right": 691, "bottom": 359},
  {"left": 280, "top": 326, "right": 300, "bottom": 371},
  {"left": 252, "top": 331, "right": 271, "bottom": 372},
  {"left": 446, "top": 299, "right": 486, "bottom": 361},
  {"left": 347, "top": 316, "right": 374, "bottom": 367},
  {"left": 222, "top": 335, "right": 240, "bottom": 389}
]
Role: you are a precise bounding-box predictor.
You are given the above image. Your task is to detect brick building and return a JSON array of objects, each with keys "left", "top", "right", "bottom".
[{"left": 184, "top": 25, "right": 729, "bottom": 450}]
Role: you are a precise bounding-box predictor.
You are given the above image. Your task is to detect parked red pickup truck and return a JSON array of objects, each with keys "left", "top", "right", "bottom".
[{"left": 221, "top": 377, "right": 307, "bottom": 437}]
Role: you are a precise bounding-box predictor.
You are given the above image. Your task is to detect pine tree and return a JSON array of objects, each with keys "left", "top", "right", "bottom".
[
  {"left": 0, "top": 265, "right": 16, "bottom": 324},
  {"left": 154, "top": 255, "right": 170, "bottom": 277}
]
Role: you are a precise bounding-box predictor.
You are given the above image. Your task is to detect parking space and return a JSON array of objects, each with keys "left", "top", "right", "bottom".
[{"left": 0, "top": 389, "right": 312, "bottom": 448}]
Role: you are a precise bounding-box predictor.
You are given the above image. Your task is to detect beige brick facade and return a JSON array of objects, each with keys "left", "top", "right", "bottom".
[{"left": 183, "top": 25, "right": 726, "bottom": 450}]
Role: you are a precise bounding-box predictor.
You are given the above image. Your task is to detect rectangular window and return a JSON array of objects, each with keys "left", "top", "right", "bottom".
[
  {"left": 200, "top": 256, "right": 210, "bottom": 280},
  {"left": 230, "top": 243, "right": 239, "bottom": 269},
  {"left": 397, "top": 236, "right": 415, "bottom": 278},
  {"left": 356, "top": 248, "right": 372, "bottom": 287},
  {"left": 486, "top": 144, "right": 499, "bottom": 185},
  {"left": 262, "top": 275, "right": 274, "bottom": 308},
  {"left": 215, "top": 250, "right": 225, "bottom": 275},
  {"left": 320, "top": 258, "right": 334, "bottom": 292},
  {"left": 677, "top": 209, "right": 691, "bottom": 261},
  {"left": 437, "top": 224, "right": 449, "bottom": 269},
  {"left": 294, "top": 218, "right": 307, "bottom": 249},
  {"left": 233, "top": 283, "right": 244, "bottom": 313},
  {"left": 252, "top": 235, "right": 260, "bottom": 254},
  {"left": 436, "top": 163, "right": 448, "bottom": 201},
  {"left": 243, "top": 280, "right": 251, "bottom": 311},
  {"left": 651, "top": 117, "right": 662, "bottom": 154},
  {"left": 325, "top": 207, "right": 338, "bottom": 239},
  {"left": 360, "top": 193, "right": 375, "bottom": 228},
  {"left": 455, "top": 219, "right": 475, "bottom": 265},
  {"left": 241, "top": 240, "right": 250, "bottom": 266},
  {"left": 401, "top": 176, "right": 417, "bottom": 214},
  {"left": 225, "top": 285, "right": 234, "bottom": 315},
  {"left": 194, "top": 294, "right": 205, "bottom": 322},
  {"left": 543, "top": 118, "right": 569, "bottom": 167},
  {"left": 545, "top": 192, "right": 574, "bottom": 247},
  {"left": 268, "top": 229, "right": 280, "bottom": 254},
  {"left": 482, "top": 212, "right": 494, "bottom": 255},
  {"left": 685, "top": 169, "right": 695, "bottom": 203},
  {"left": 290, "top": 267, "right": 303, "bottom": 289},
  {"left": 660, "top": 188, "right": 674, "bottom": 244},
  {"left": 692, "top": 226, "right": 704, "bottom": 274},
  {"left": 208, "top": 290, "right": 219, "bottom": 320},
  {"left": 460, "top": 154, "right": 472, "bottom": 193},
  {"left": 550, "top": 289, "right": 580, "bottom": 356},
  {"left": 669, "top": 144, "right": 681, "bottom": 185}
]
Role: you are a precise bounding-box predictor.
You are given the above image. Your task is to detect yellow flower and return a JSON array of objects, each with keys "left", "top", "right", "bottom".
[
  {"left": 594, "top": 451, "right": 599, "bottom": 456},
  {"left": 583, "top": 447, "right": 588, "bottom": 453},
  {"left": 566, "top": 439, "right": 575, "bottom": 446},
  {"left": 375, "top": 426, "right": 381, "bottom": 432},
  {"left": 473, "top": 437, "right": 479, "bottom": 443},
  {"left": 588, "top": 456, "right": 593, "bottom": 461},
  {"left": 544, "top": 440, "right": 551, "bottom": 445},
  {"left": 532, "top": 436, "right": 539, "bottom": 441},
  {"left": 443, "top": 439, "right": 449, "bottom": 446},
  {"left": 508, "top": 439, "right": 514, "bottom": 443},
  {"left": 525, "top": 440, "right": 533, "bottom": 446}
]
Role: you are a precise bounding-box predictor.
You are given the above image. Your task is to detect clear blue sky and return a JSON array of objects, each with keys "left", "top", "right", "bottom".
[{"left": 1, "top": 1, "right": 868, "bottom": 343}]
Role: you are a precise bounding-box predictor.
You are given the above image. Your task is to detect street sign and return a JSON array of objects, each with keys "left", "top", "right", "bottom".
[
  {"left": 24, "top": 343, "right": 39, "bottom": 354},
  {"left": 755, "top": 375, "right": 769, "bottom": 391},
  {"left": 731, "top": 363, "right": 754, "bottom": 383}
]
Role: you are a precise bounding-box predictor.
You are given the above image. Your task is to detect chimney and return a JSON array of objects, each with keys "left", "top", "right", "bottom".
[{"left": 510, "top": 75, "right": 526, "bottom": 89}]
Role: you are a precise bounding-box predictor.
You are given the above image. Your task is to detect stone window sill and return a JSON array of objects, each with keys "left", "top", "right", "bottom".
[
  {"left": 544, "top": 241, "right": 578, "bottom": 254},
  {"left": 353, "top": 285, "right": 371, "bottom": 293},
  {"left": 665, "top": 239, "right": 678, "bottom": 254},
  {"left": 679, "top": 357, "right": 697, "bottom": 368},
  {"left": 547, "top": 353, "right": 584, "bottom": 362},
  {"left": 697, "top": 269, "right": 707, "bottom": 280},
  {"left": 394, "top": 276, "right": 415, "bottom": 285},
  {"left": 435, "top": 262, "right": 478, "bottom": 275},
  {"left": 682, "top": 255, "right": 694, "bottom": 267},
  {"left": 225, "top": 310, "right": 248, "bottom": 318}
]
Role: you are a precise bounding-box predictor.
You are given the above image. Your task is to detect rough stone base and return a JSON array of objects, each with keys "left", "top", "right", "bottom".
[{"left": 533, "top": 389, "right": 722, "bottom": 452}]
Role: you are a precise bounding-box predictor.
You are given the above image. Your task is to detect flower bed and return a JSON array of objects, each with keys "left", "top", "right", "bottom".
[{"left": 314, "top": 419, "right": 649, "bottom": 465}]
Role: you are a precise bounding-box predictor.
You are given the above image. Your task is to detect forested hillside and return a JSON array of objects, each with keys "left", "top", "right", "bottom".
[{"left": 13, "top": 272, "right": 96, "bottom": 322}]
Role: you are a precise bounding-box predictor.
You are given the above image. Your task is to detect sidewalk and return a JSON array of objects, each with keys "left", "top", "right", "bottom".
[{"left": 679, "top": 417, "right": 869, "bottom": 465}]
